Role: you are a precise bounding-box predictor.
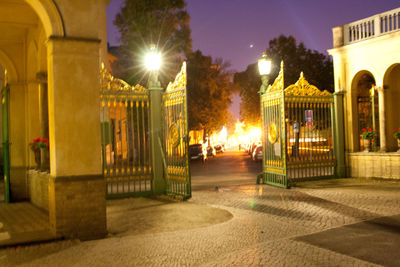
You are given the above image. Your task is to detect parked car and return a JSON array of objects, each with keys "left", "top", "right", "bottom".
[
  {"left": 252, "top": 145, "right": 263, "bottom": 161},
  {"left": 214, "top": 144, "right": 224, "bottom": 153},
  {"left": 206, "top": 146, "right": 216, "bottom": 157},
  {"left": 189, "top": 144, "right": 204, "bottom": 160},
  {"left": 249, "top": 142, "right": 261, "bottom": 156}
]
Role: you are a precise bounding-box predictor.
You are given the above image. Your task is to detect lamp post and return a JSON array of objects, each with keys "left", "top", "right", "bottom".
[
  {"left": 256, "top": 53, "right": 272, "bottom": 184},
  {"left": 258, "top": 52, "right": 272, "bottom": 94},
  {"left": 146, "top": 45, "right": 166, "bottom": 195}
]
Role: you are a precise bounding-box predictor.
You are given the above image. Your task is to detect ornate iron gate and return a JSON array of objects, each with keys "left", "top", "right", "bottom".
[
  {"left": 260, "top": 63, "right": 336, "bottom": 188},
  {"left": 100, "top": 65, "right": 152, "bottom": 198},
  {"left": 1, "top": 77, "right": 10, "bottom": 202},
  {"left": 162, "top": 63, "right": 191, "bottom": 199}
]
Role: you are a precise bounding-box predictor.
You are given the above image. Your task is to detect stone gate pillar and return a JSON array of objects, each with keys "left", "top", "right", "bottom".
[
  {"left": 377, "top": 86, "right": 387, "bottom": 152},
  {"left": 47, "top": 37, "right": 106, "bottom": 240}
]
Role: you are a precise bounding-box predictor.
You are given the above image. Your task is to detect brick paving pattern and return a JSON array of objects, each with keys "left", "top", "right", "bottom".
[{"left": 0, "top": 178, "right": 399, "bottom": 266}]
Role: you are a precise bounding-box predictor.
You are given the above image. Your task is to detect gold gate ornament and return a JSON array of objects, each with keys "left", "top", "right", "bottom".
[
  {"left": 168, "top": 123, "right": 180, "bottom": 148},
  {"left": 268, "top": 123, "right": 278, "bottom": 144}
]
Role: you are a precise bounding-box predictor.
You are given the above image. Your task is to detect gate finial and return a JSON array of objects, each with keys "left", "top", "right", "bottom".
[
  {"left": 266, "top": 60, "right": 284, "bottom": 92},
  {"left": 166, "top": 62, "right": 186, "bottom": 92},
  {"left": 284, "top": 72, "right": 331, "bottom": 96}
]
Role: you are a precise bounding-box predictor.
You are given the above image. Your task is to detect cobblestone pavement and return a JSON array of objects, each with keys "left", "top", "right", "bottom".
[
  {"left": 0, "top": 178, "right": 399, "bottom": 266},
  {"left": 0, "top": 203, "right": 54, "bottom": 248}
]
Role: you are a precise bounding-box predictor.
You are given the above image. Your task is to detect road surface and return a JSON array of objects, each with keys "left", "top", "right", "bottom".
[{"left": 190, "top": 150, "right": 262, "bottom": 190}]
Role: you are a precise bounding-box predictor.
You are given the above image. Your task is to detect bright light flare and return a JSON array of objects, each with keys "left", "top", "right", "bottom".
[
  {"left": 145, "top": 52, "right": 162, "bottom": 71},
  {"left": 258, "top": 53, "right": 271, "bottom": 75}
]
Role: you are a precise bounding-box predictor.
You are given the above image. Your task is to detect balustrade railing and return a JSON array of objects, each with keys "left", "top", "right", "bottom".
[{"left": 343, "top": 7, "right": 400, "bottom": 45}]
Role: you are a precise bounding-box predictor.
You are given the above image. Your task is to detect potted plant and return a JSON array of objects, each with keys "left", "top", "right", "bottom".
[
  {"left": 29, "top": 137, "right": 49, "bottom": 170},
  {"left": 393, "top": 128, "right": 400, "bottom": 152},
  {"left": 361, "top": 128, "right": 374, "bottom": 152}
]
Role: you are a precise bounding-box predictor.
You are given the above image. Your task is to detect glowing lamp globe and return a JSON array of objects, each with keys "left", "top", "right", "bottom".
[
  {"left": 258, "top": 53, "right": 271, "bottom": 75},
  {"left": 145, "top": 50, "right": 162, "bottom": 71}
]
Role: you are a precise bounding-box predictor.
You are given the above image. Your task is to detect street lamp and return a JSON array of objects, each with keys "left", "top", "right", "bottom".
[
  {"left": 145, "top": 46, "right": 162, "bottom": 71},
  {"left": 258, "top": 52, "right": 272, "bottom": 94},
  {"left": 145, "top": 45, "right": 162, "bottom": 88}
]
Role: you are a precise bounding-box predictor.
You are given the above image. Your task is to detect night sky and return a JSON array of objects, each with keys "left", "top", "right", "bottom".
[{"left": 106, "top": 0, "right": 399, "bottom": 118}]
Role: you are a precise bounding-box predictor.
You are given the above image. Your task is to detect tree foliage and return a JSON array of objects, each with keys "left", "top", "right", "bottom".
[
  {"left": 234, "top": 63, "right": 261, "bottom": 126},
  {"left": 234, "top": 35, "right": 333, "bottom": 124},
  {"left": 114, "top": 0, "right": 192, "bottom": 85},
  {"left": 187, "top": 50, "right": 232, "bottom": 135}
]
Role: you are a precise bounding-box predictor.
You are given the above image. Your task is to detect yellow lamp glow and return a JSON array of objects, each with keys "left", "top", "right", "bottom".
[
  {"left": 258, "top": 53, "right": 271, "bottom": 75},
  {"left": 145, "top": 48, "right": 162, "bottom": 71}
]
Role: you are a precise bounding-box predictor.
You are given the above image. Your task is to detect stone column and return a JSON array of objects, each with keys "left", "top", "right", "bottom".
[
  {"left": 9, "top": 82, "right": 28, "bottom": 201},
  {"left": 377, "top": 86, "right": 387, "bottom": 152},
  {"left": 36, "top": 72, "right": 49, "bottom": 140},
  {"left": 46, "top": 37, "right": 106, "bottom": 240}
]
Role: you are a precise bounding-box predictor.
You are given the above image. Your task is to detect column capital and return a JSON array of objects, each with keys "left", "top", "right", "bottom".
[{"left": 376, "top": 86, "right": 385, "bottom": 93}]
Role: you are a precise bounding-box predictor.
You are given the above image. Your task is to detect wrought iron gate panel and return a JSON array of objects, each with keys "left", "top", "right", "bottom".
[
  {"left": 284, "top": 96, "right": 335, "bottom": 181},
  {"left": 162, "top": 62, "right": 191, "bottom": 199},
  {"left": 100, "top": 65, "right": 152, "bottom": 198},
  {"left": 261, "top": 91, "right": 287, "bottom": 188},
  {"left": 260, "top": 63, "right": 336, "bottom": 188}
]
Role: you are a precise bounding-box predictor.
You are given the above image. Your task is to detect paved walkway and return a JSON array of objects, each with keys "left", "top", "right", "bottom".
[
  {"left": 0, "top": 178, "right": 399, "bottom": 266},
  {"left": 0, "top": 202, "right": 55, "bottom": 248}
]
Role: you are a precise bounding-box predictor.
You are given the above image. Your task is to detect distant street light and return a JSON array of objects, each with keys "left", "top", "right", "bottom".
[{"left": 258, "top": 52, "right": 272, "bottom": 94}]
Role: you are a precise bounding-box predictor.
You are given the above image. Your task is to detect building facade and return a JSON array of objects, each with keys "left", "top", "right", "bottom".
[
  {"left": 0, "top": 0, "right": 109, "bottom": 239},
  {"left": 328, "top": 7, "right": 400, "bottom": 179}
]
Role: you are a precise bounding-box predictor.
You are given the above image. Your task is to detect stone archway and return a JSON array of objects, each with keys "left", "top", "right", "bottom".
[
  {"left": 351, "top": 71, "right": 378, "bottom": 152},
  {"left": 25, "top": 0, "right": 64, "bottom": 38},
  {"left": 0, "top": 50, "right": 18, "bottom": 83},
  {"left": 383, "top": 63, "right": 400, "bottom": 151}
]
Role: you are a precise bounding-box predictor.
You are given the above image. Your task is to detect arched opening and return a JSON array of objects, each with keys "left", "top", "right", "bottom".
[
  {"left": 351, "top": 71, "right": 379, "bottom": 152},
  {"left": 383, "top": 63, "right": 400, "bottom": 151},
  {"left": 0, "top": 0, "right": 52, "bottom": 204}
]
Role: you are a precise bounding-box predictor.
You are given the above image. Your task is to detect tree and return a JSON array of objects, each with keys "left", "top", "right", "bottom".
[
  {"left": 234, "top": 63, "right": 261, "bottom": 126},
  {"left": 267, "top": 35, "right": 333, "bottom": 92},
  {"left": 114, "top": 0, "right": 192, "bottom": 85},
  {"left": 187, "top": 50, "right": 232, "bottom": 136},
  {"left": 234, "top": 35, "right": 333, "bottom": 124}
]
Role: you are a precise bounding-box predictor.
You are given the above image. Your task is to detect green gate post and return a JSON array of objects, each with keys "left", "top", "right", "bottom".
[
  {"left": 149, "top": 72, "right": 166, "bottom": 195},
  {"left": 333, "top": 92, "right": 346, "bottom": 178},
  {"left": 2, "top": 76, "right": 10, "bottom": 203}
]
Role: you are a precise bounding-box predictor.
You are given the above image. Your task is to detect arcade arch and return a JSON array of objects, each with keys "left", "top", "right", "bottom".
[
  {"left": 383, "top": 63, "right": 400, "bottom": 151},
  {"left": 0, "top": 0, "right": 50, "bottom": 201},
  {"left": 350, "top": 71, "right": 378, "bottom": 152}
]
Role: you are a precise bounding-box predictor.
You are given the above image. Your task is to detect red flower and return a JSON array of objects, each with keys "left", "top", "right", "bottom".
[
  {"left": 34, "top": 137, "right": 41, "bottom": 143},
  {"left": 362, "top": 129, "right": 367, "bottom": 132},
  {"left": 43, "top": 138, "right": 48, "bottom": 143},
  {"left": 393, "top": 130, "right": 396, "bottom": 133},
  {"left": 34, "top": 147, "right": 38, "bottom": 150},
  {"left": 368, "top": 128, "right": 373, "bottom": 133}
]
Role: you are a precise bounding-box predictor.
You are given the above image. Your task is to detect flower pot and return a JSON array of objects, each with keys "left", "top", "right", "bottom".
[
  {"left": 40, "top": 148, "right": 50, "bottom": 171},
  {"left": 397, "top": 139, "right": 400, "bottom": 153},
  {"left": 34, "top": 149, "right": 41, "bottom": 169},
  {"left": 362, "top": 138, "right": 371, "bottom": 152}
]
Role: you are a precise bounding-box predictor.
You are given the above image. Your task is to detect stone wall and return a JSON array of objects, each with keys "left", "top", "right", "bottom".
[
  {"left": 10, "top": 167, "right": 28, "bottom": 201},
  {"left": 48, "top": 175, "right": 107, "bottom": 240},
  {"left": 346, "top": 152, "right": 400, "bottom": 179},
  {"left": 28, "top": 170, "right": 49, "bottom": 211}
]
